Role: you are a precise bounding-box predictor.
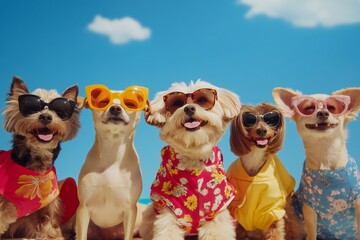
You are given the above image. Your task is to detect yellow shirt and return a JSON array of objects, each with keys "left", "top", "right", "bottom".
[{"left": 227, "top": 154, "right": 295, "bottom": 231}]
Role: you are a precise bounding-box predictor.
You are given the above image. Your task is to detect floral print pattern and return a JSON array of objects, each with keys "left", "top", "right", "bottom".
[
  {"left": 151, "top": 146, "right": 235, "bottom": 235},
  {"left": 296, "top": 156, "right": 360, "bottom": 239},
  {"left": 0, "top": 150, "right": 59, "bottom": 218}
]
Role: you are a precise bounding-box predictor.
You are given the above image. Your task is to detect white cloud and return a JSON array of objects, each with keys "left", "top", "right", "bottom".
[
  {"left": 88, "top": 15, "right": 151, "bottom": 44},
  {"left": 238, "top": 0, "right": 360, "bottom": 27}
]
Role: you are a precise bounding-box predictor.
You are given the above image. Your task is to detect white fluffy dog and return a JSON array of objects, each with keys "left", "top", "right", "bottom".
[{"left": 140, "top": 80, "right": 241, "bottom": 240}]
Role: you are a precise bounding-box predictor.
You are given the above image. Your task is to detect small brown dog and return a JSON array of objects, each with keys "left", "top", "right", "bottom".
[
  {"left": 227, "top": 103, "right": 296, "bottom": 240},
  {"left": 0, "top": 76, "right": 80, "bottom": 239}
]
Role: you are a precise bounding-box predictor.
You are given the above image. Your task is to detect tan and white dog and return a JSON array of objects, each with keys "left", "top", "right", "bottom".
[
  {"left": 76, "top": 84, "right": 148, "bottom": 240},
  {"left": 140, "top": 80, "right": 241, "bottom": 240},
  {"left": 273, "top": 87, "right": 360, "bottom": 240}
]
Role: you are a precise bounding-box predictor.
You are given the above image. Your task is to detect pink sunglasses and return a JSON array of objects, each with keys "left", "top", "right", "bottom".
[{"left": 291, "top": 95, "right": 350, "bottom": 117}]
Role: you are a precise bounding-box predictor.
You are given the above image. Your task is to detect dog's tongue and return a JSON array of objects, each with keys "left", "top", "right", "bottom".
[
  {"left": 37, "top": 128, "right": 54, "bottom": 142},
  {"left": 184, "top": 121, "right": 201, "bottom": 129},
  {"left": 256, "top": 139, "right": 268, "bottom": 146}
]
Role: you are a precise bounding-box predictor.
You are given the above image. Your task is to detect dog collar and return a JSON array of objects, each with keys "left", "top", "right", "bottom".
[{"left": 0, "top": 150, "right": 59, "bottom": 219}]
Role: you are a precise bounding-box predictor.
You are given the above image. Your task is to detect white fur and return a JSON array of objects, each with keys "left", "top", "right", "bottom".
[
  {"left": 76, "top": 89, "right": 143, "bottom": 240},
  {"left": 273, "top": 87, "right": 360, "bottom": 240},
  {"left": 141, "top": 80, "right": 240, "bottom": 239}
]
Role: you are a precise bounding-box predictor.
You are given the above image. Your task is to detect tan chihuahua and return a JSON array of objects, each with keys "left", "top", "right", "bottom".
[
  {"left": 76, "top": 84, "right": 148, "bottom": 240},
  {"left": 273, "top": 87, "right": 360, "bottom": 240}
]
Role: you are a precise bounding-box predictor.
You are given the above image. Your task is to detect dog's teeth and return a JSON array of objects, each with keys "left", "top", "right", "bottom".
[{"left": 315, "top": 124, "right": 318, "bottom": 127}]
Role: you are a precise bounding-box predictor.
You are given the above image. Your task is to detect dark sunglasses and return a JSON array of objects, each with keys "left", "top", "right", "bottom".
[
  {"left": 243, "top": 112, "right": 281, "bottom": 128},
  {"left": 163, "top": 88, "right": 218, "bottom": 114},
  {"left": 18, "top": 94, "right": 76, "bottom": 120}
]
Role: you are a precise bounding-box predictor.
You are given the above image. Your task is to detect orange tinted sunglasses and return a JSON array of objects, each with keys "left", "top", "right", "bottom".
[{"left": 85, "top": 84, "right": 149, "bottom": 111}]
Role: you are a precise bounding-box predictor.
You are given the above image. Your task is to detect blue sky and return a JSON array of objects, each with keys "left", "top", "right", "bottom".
[{"left": 0, "top": 0, "right": 359, "bottom": 200}]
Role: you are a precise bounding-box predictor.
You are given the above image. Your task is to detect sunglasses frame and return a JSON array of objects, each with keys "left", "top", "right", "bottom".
[
  {"left": 18, "top": 94, "right": 76, "bottom": 120},
  {"left": 85, "top": 84, "right": 149, "bottom": 112},
  {"left": 242, "top": 111, "right": 281, "bottom": 128},
  {"left": 163, "top": 88, "right": 218, "bottom": 114},
  {"left": 291, "top": 95, "right": 350, "bottom": 117}
]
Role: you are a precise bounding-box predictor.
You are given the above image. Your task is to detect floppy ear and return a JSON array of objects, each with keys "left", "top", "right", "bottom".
[
  {"left": 268, "top": 109, "right": 286, "bottom": 154},
  {"left": 76, "top": 96, "right": 89, "bottom": 110},
  {"left": 217, "top": 88, "right": 241, "bottom": 122},
  {"left": 230, "top": 107, "right": 252, "bottom": 156},
  {"left": 144, "top": 92, "right": 167, "bottom": 127},
  {"left": 272, "top": 87, "right": 301, "bottom": 118},
  {"left": 333, "top": 87, "right": 360, "bottom": 121}
]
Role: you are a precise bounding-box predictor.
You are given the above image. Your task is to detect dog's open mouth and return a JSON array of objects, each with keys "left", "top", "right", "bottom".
[
  {"left": 254, "top": 138, "right": 269, "bottom": 148},
  {"left": 183, "top": 118, "right": 207, "bottom": 131},
  {"left": 32, "top": 128, "right": 56, "bottom": 143},
  {"left": 305, "top": 122, "right": 338, "bottom": 131}
]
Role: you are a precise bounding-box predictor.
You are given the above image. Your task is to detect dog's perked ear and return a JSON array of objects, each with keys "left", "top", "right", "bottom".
[
  {"left": 144, "top": 91, "right": 167, "bottom": 127},
  {"left": 9, "top": 76, "right": 29, "bottom": 96},
  {"left": 217, "top": 88, "right": 241, "bottom": 122},
  {"left": 333, "top": 87, "right": 360, "bottom": 122},
  {"left": 76, "top": 97, "right": 89, "bottom": 110},
  {"left": 62, "top": 85, "right": 79, "bottom": 101},
  {"left": 272, "top": 87, "right": 302, "bottom": 118}
]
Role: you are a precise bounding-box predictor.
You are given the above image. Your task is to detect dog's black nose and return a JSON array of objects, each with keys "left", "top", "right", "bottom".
[
  {"left": 110, "top": 105, "right": 122, "bottom": 116},
  {"left": 316, "top": 110, "right": 329, "bottom": 120},
  {"left": 184, "top": 105, "right": 196, "bottom": 116},
  {"left": 256, "top": 127, "right": 267, "bottom": 137},
  {"left": 39, "top": 113, "right": 52, "bottom": 125}
]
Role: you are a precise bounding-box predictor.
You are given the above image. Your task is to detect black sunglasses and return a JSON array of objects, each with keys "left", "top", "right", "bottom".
[
  {"left": 243, "top": 112, "right": 280, "bottom": 128},
  {"left": 18, "top": 94, "right": 76, "bottom": 120}
]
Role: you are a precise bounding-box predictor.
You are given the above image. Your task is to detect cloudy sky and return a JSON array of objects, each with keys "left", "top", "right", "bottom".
[{"left": 0, "top": 0, "right": 359, "bottom": 200}]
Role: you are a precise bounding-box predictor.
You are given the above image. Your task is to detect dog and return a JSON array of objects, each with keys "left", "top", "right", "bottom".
[
  {"left": 227, "top": 103, "right": 296, "bottom": 240},
  {"left": 0, "top": 76, "right": 80, "bottom": 239},
  {"left": 76, "top": 84, "right": 148, "bottom": 240},
  {"left": 273, "top": 87, "right": 360, "bottom": 240},
  {"left": 140, "top": 79, "right": 241, "bottom": 240}
]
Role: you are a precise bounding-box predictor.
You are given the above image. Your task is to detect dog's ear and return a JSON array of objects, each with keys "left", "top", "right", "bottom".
[
  {"left": 62, "top": 85, "right": 79, "bottom": 101},
  {"left": 144, "top": 94, "right": 166, "bottom": 127},
  {"left": 10, "top": 76, "right": 29, "bottom": 97},
  {"left": 272, "top": 87, "right": 301, "bottom": 118},
  {"left": 333, "top": 87, "right": 360, "bottom": 121},
  {"left": 268, "top": 109, "right": 286, "bottom": 154},
  {"left": 76, "top": 96, "right": 89, "bottom": 110},
  {"left": 230, "top": 106, "right": 252, "bottom": 156},
  {"left": 217, "top": 88, "right": 241, "bottom": 122}
]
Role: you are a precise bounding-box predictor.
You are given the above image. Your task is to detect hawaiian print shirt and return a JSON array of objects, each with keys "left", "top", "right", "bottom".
[
  {"left": 0, "top": 150, "right": 59, "bottom": 218},
  {"left": 296, "top": 156, "right": 360, "bottom": 239},
  {"left": 151, "top": 146, "right": 235, "bottom": 235}
]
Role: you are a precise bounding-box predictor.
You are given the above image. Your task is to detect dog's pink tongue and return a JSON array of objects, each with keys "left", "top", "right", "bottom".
[
  {"left": 256, "top": 139, "right": 268, "bottom": 146},
  {"left": 38, "top": 134, "right": 54, "bottom": 142},
  {"left": 184, "top": 121, "right": 201, "bottom": 129}
]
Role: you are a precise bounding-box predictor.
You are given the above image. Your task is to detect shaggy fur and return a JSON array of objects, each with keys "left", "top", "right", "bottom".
[
  {"left": 0, "top": 76, "right": 80, "bottom": 239},
  {"left": 273, "top": 87, "right": 360, "bottom": 240},
  {"left": 140, "top": 80, "right": 241, "bottom": 240}
]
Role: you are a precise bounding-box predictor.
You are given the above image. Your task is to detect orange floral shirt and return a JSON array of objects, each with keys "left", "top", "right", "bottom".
[
  {"left": 0, "top": 150, "right": 59, "bottom": 218},
  {"left": 151, "top": 146, "right": 235, "bottom": 235}
]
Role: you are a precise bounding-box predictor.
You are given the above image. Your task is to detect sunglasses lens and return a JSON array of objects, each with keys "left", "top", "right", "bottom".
[
  {"left": 49, "top": 98, "right": 75, "bottom": 120},
  {"left": 89, "top": 88, "right": 111, "bottom": 109},
  {"left": 164, "top": 93, "right": 187, "bottom": 114},
  {"left": 263, "top": 112, "right": 280, "bottom": 127},
  {"left": 243, "top": 113, "right": 257, "bottom": 128},
  {"left": 192, "top": 89, "right": 216, "bottom": 110},
  {"left": 18, "top": 95, "right": 43, "bottom": 116},
  {"left": 122, "top": 89, "right": 146, "bottom": 110},
  {"left": 296, "top": 99, "right": 316, "bottom": 116},
  {"left": 326, "top": 98, "right": 347, "bottom": 115}
]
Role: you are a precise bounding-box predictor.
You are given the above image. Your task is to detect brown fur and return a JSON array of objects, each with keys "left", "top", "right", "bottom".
[
  {"left": 229, "top": 103, "right": 299, "bottom": 240},
  {"left": 0, "top": 76, "right": 81, "bottom": 239}
]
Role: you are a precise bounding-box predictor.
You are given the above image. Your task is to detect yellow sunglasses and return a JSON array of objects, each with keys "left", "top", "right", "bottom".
[{"left": 85, "top": 84, "right": 149, "bottom": 111}]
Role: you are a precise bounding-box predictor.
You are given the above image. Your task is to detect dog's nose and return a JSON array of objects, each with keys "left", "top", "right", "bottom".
[
  {"left": 316, "top": 110, "right": 329, "bottom": 120},
  {"left": 39, "top": 113, "right": 52, "bottom": 125},
  {"left": 110, "top": 105, "right": 122, "bottom": 116},
  {"left": 256, "top": 127, "right": 267, "bottom": 137},
  {"left": 184, "top": 105, "right": 196, "bottom": 116}
]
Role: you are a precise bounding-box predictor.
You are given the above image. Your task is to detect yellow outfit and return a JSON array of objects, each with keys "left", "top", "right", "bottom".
[{"left": 227, "top": 154, "right": 295, "bottom": 231}]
